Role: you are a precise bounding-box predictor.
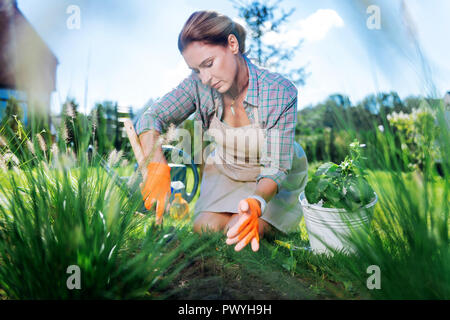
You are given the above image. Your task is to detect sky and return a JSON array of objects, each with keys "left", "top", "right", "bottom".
[{"left": 17, "top": 0, "right": 450, "bottom": 115}]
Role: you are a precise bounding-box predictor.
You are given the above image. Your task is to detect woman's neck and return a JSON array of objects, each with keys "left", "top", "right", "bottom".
[{"left": 226, "top": 54, "right": 249, "bottom": 100}]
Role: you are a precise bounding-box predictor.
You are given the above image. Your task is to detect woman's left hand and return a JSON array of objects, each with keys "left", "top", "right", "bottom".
[{"left": 226, "top": 198, "right": 261, "bottom": 252}]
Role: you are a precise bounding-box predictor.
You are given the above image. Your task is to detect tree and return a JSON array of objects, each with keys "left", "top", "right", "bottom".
[
  {"left": 90, "top": 102, "right": 111, "bottom": 156},
  {"left": 230, "top": 0, "right": 307, "bottom": 86}
]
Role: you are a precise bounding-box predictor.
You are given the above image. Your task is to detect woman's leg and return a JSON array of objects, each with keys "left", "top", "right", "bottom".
[{"left": 193, "top": 211, "right": 233, "bottom": 234}]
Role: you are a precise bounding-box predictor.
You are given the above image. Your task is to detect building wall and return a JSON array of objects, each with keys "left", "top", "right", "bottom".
[{"left": 0, "top": 0, "right": 58, "bottom": 125}]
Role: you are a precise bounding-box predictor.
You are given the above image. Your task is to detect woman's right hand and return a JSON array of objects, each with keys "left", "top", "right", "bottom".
[
  {"left": 137, "top": 130, "right": 171, "bottom": 223},
  {"left": 140, "top": 162, "right": 171, "bottom": 223}
]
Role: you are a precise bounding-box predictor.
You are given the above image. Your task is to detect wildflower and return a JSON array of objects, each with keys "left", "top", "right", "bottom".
[
  {"left": 36, "top": 133, "right": 47, "bottom": 153},
  {"left": 66, "top": 102, "right": 76, "bottom": 119},
  {"left": 127, "top": 170, "right": 140, "bottom": 189},
  {"left": 157, "top": 135, "right": 165, "bottom": 146},
  {"left": 4, "top": 152, "right": 19, "bottom": 167},
  {"left": 63, "top": 124, "right": 69, "bottom": 144},
  {"left": 0, "top": 135, "right": 7, "bottom": 147},
  {"left": 61, "top": 152, "right": 76, "bottom": 169},
  {"left": 50, "top": 143, "right": 59, "bottom": 157},
  {"left": 378, "top": 125, "right": 384, "bottom": 132},
  {"left": 41, "top": 160, "right": 50, "bottom": 173},
  {"left": 107, "top": 149, "right": 123, "bottom": 167},
  {"left": 165, "top": 123, "right": 177, "bottom": 143},
  {"left": 49, "top": 143, "right": 60, "bottom": 168},
  {"left": 0, "top": 154, "right": 7, "bottom": 171},
  {"left": 26, "top": 140, "right": 36, "bottom": 156},
  {"left": 120, "top": 158, "right": 129, "bottom": 167},
  {"left": 91, "top": 109, "right": 98, "bottom": 132}
]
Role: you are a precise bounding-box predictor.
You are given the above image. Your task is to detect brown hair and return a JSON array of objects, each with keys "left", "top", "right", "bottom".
[{"left": 178, "top": 10, "right": 248, "bottom": 55}]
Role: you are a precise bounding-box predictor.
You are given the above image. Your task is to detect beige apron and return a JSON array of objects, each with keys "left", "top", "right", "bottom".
[{"left": 193, "top": 102, "right": 308, "bottom": 234}]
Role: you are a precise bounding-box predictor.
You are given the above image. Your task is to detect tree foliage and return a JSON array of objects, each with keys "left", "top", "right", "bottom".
[{"left": 230, "top": 0, "right": 307, "bottom": 86}]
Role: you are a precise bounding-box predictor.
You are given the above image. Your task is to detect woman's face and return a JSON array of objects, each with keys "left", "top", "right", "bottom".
[{"left": 182, "top": 35, "right": 239, "bottom": 93}]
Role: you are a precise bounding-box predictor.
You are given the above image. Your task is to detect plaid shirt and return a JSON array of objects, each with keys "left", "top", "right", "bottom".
[{"left": 136, "top": 54, "right": 298, "bottom": 192}]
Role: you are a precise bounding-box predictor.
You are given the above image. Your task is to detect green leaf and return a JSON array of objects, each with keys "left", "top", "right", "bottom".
[
  {"left": 305, "top": 177, "right": 320, "bottom": 204},
  {"left": 317, "top": 178, "right": 329, "bottom": 193},
  {"left": 359, "top": 179, "right": 375, "bottom": 204},
  {"left": 325, "top": 182, "right": 342, "bottom": 205},
  {"left": 325, "top": 164, "right": 341, "bottom": 177},
  {"left": 346, "top": 178, "right": 362, "bottom": 203},
  {"left": 315, "top": 162, "right": 338, "bottom": 176}
]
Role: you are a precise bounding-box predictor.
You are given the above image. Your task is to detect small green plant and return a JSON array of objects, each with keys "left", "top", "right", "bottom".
[{"left": 305, "top": 140, "right": 375, "bottom": 211}]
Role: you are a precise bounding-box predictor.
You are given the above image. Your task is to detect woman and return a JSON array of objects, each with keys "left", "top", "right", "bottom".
[{"left": 136, "top": 11, "right": 308, "bottom": 252}]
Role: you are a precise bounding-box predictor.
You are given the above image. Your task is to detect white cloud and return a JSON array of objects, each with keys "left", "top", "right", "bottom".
[
  {"left": 263, "top": 9, "right": 344, "bottom": 47},
  {"left": 160, "top": 59, "right": 191, "bottom": 94}
]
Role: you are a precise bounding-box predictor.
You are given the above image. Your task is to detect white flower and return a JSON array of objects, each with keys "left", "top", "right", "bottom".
[
  {"left": 0, "top": 155, "right": 7, "bottom": 171},
  {"left": 50, "top": 143, "right": 59, "bottom": 157},
  {"left": 378, "top": 125, "right": 384, "bottom": 132},
  {"left": 66, "top": 102, "right": 75, "bottom": 118},
  {"left": 120, "top": 158, "right": 129, "bottom": 167},
  {"left": 0, "top": 135, "right": 7, "bottom": 147},
  {"left": 26, "top": 140, "right": 36, "bottom": 156},
  {"left": 107, "top": 149, "right": 123, "bottom": 167},
  {"left": 165, "top": 123, "right": 177, "bottom": 143},
  {"left": 63, "top": 124, "right": 69, "bottom": 143},
  {"left": 127, "top": 171, "right": 140, "bottom": 189},
  {"left": 36, "top": 133, "right": 47, "bottom": 153},
  {"left": 4, "top": 152, "right": 19, "bottom": 166}
]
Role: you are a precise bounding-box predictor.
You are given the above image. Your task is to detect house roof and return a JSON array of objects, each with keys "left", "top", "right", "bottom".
[{"left": 0, "top": 0, "right": 58, "bottom": 91}]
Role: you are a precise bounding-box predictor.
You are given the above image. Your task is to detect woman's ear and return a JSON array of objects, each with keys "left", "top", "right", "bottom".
[{"left": 228, "top": 34, "right": 239, "bottom": 55}]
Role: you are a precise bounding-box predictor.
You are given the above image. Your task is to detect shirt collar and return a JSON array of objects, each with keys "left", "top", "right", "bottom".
[{"left": 242, "top": 54, "right": 259, "bottom": 107}]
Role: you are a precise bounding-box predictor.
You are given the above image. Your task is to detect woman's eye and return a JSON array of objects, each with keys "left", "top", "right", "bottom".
[{"left": 193, "top": 61, "right": 212, "bottom": 73}]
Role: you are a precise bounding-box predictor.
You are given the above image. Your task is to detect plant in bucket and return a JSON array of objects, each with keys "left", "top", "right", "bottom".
[{"left": 299, "top": 140, "right": 378, "bottom": 255}]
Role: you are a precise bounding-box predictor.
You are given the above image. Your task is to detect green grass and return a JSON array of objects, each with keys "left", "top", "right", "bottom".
[{"left": 1, "top": 151, "right": 446, "bottom": 300}]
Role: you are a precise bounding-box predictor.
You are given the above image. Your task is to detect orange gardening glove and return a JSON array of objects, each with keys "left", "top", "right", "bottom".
[
  {"left": 140, "top": 162, "right": 171, "bottom": 222},
  {"left": 226, "top": 198, "right": 261, "bottom": 252}
]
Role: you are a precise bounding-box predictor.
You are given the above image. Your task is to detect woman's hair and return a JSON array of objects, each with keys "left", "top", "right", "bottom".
[{"left": 178, "top": 10, "right": 248, "bottom": 55}]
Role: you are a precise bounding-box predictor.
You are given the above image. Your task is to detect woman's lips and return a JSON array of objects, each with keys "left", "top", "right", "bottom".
[{"left": 213, "top": 81, "right": 221, "bottom": 89}]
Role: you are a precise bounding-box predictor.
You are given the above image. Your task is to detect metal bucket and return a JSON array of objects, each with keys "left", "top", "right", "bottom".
[{"left": 299, "top": 191, "right": 378, "bottom": 255}]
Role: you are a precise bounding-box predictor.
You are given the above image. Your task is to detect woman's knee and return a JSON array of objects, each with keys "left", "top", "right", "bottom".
[{"left": 193, "top": 211, "right": 232, "bottom": 234}]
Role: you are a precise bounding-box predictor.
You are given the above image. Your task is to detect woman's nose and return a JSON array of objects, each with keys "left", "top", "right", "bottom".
[{"left": 199, "top": 70, "right": 212, "bottom": 86}]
